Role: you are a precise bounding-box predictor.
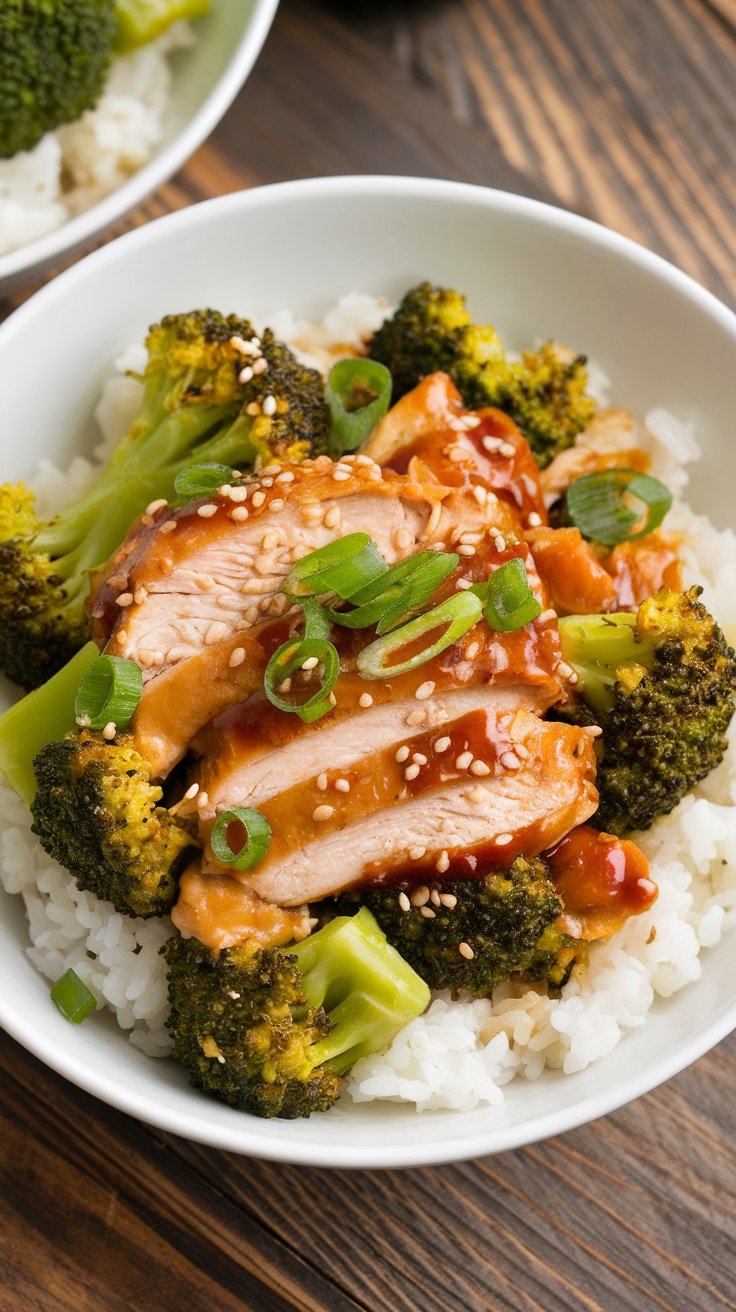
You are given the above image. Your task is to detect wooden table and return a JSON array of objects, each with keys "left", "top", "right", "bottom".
[{"left": 2, "top": 2, "right": 735, "bottom": 1308}]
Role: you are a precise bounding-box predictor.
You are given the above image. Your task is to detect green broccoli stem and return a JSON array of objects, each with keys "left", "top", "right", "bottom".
[
  {"left": 558, "top": 613, "right": 655, "bottom": 714},
  {"left": 291, "top": 907, "right": 430, "bottom": 1074},
  {"left": 0, "top": 641, "right": 98, "bottom": 802}
]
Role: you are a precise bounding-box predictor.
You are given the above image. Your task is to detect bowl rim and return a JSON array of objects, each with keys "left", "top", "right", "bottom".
[
  {"left": 1, "top": 174, "right": 735, "bottom": 1168},
  {"left": 0, "top": 0, "right": 280, "bottom": 284}
]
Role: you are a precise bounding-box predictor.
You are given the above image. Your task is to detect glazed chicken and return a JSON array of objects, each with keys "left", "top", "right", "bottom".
[{"left": 86, "top": 371, "right": 660, "bottom": 953}]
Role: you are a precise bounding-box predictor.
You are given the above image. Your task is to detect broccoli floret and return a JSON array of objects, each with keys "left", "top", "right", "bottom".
[
  {"left": 31, "top": 730, "right": 195, "bottom": 917},
  {"left": 558, "top": 587, "right": 736, "bottom": 834},
  {"left": 369, "top": 282, "right": 595, "bottom": 467},
  {"left": 115, "top": 0, "right": 210, "bottom": 53},
  {"left": 326, "top": 857, "right": 574, "bottom": 998},
  {"left": 164, "top": 907, "right": 431, "bottom": 1119},
  {"left": 0, "top": 310, "right": 329, "bottom": 689},
  {"left": 0, "top": 0, "right": 117, "bottom": 159}
]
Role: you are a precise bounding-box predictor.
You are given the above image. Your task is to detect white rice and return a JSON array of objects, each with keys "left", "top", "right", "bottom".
[
  {"left": 2, "top": 295, "right": 735, "bottom": 1098},
  {"left": 0, "top": 25, "right": 192, "bottom": 259}
]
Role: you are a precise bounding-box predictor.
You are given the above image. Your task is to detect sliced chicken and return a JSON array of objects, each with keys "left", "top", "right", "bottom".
[
  {"left": 541, "top": 440, "right": 650, "bottom": 508},
  {"left": 172, "top": 864, "right": 315, "bottom": 951},
  {"left": 526, "top": 527, "right": 618, "bottom": 615},
  {"left": 89, "top": 453, "right": 495, "bottom": 682},
  {"left": 208, "top": 709, "right": 598, "bottom": 906},
  {"left": 364, "top": 372, "right": 547, "bottom": 528},
  {"left": 605, "top": 533, "right": 682, "bottom": 609}
]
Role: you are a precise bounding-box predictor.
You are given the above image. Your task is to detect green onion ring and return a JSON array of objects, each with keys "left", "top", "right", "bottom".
[
  {"left": 479, "top": 557, "right": 542, "bottom": 632},
  {"left": 74, "top": 654, "right": 143, "bottom": 731},
  {"left": 565, "top": 469, "right": 672, "bottom": 548},
  {"left": 284, "top": 533, "right": 388, "bottom": 601},
  {"left": 173, "top": 462, "right": 234, "bottom": 502},
  {"left": 357, "top": 591, "right": 482, "bottom": 679},
  {"left": 51, "top": 969, "right": 97, "bottom": 1024},
  {"left": 211, "top": 807, "right": 272, "bottom": 871},
  {"left": 326, "top": 358, "right": 393, "bottom": 456},
  {"left": 264, "top": 635, "right": 340, "bottom": 722},
  {"left": 326, "top": 550, "right": 459, "bottom": 634}
]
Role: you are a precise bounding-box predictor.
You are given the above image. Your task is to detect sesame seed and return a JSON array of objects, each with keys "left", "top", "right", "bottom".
[
  {"left": 456, "top": 577, "right": 473, "bottom": 590},
  {"left": 466, "top": 641, "right": 480, "bottom": 659},
  {"left": 472, "top": 485, "right": 488, "bottom": 506},
  {"left": 301, "top": 655, "right": 319, "bottom": 670},
  {"left": 424, "top": 502, "right": 443, "bottom": 538},
  {"left": 455, "top": 751, "right": 473, "bottom": 770},
  {"left": 514, "top": 743, "right": 530, "bottom": 760},
  {"left": 395, "top": 527, "right": 414, "bottom": 550},
  {"left": 527, "top": 511, "right": 543, "bottom": 527},
  {"left": 133, "top": 587, "right": 148, "bottom": 605},
  {"left": 328, "top": 691, "right": 337, "bottom": 706},
  {"left": 197, "top": 791, "right": 209, "bottom": 809},
  {"left": 251, "top": 490, "right": 266, "bottom": 508},
  {"left": 270, "top": 502, "right": 286, "bottom": 519},
  {"left": 205, "top": 622, "right": 228, "bottom": 645},
  {"left": 448, "top": 445, "right": 466, "bottom": 463},
  {"left": 430, "top": 888, "right": 441, "bottom": 907},
  {"left": 102, "top": 721, "right": 116, "bottom": 740},
  {"left": 494, "top": 534, "right": 506, "bottom": 552},
  {"left": 184, "top": 782, "right": 200, "bottom": 800},
  {"left": 231, "top": 506, "right": 250, "bottom": 522},
  {"left": 404, "top": 763, "right": 421, "bottom": 781},
  {"left": 458, "top": 941, "right": 475, "bottom": 960},
  {"left": 239, "top": 365, "right": 254, "bottom": 384},
  {"left": 262, "top": 395, "right": 277, "bottom": 417},
  {"left": 439, "top": 892, "right": 457, "bottom": 909},
  {"left": 359, "top": 692, "right": 374, "bottom": 708},
  {"left": 197, "top": 504, "right": 217, "bottom": 519},
  {"left": 244, "top": 606, "right": 259, "bottom": 623},
  {"left": 276, "top": 470, "right": 295, "bottom": 484},
  {"left": 317, "top": 772, "right": 328, "bottom": 791},
  {"left": 434, "top": 736, "right": 451, "bottom": 754},
  {"left": 458, "top": 544, "right": 476, "bottom": 557},
  {"left": 420, "top": 906, "right": 436, "bottom": 919},
  {"left": 245, "top": 401, "right": 261, "bottom": 416},
  {"left": 398, "top": 891, "right": 411, "bottom": 912},
  {"left": 584, "top": 725, "right": 604, "bottom": 737},
  {"left": 539, "top": 608, "right": 556, "bottom": 624},
  {"left": 312, "top": 804, "right": 335, "bottom": 822},
  {"left": 409, "top": 845, "right": 426, "bottom": 860},
  {"left": 160, "top": 520, "right": 177, "bottom": 533},
  {"left": 412, "top": 752, "right": 428, "bottom": 765},
  {"left": 415, "top": 680, "right": 435, "bottom": 700},
  {"left": 410, "top": 886, "right": 430, "bottom": 907},
  {"left": 436, "top": 850, "right": 450, "bottom": 874},
  {"left": 501, "top": 751, "right": 522, "bottom": 770},
  {"left": 335, "top": 778, "right": 351, "bottom": 793},
  {"left": 333, "top": 469, "right": 350, "bottom": 482},
  {"left": 496, "top": 832, "right": 513, "bottom": 846},
  {"left": 470, "top": 760, "right": 491, "bottom": 776},
  {"left": 252, "top": 357, "right": 268, "bottom": 375},
  {"left": 324, "top": 506, "right": 341, "bottom": 529},
  {"left": 406, "top": 709, "right": 427, "bottom": 727},
  {"left": 482, "top": 435, "right": 503, "bottom": 453},
  {"left": 396, "top": 746, "right": 410, "bottom": 762},
  {"left": 229, "top": 647, "right": 246, "bottom": 668},
  {"left": 500, "top": 441, "right": 516, "bottom": 457},
  {"left": 145, "top": 498, "right": 168, "bottom": 516},
  {"left": 558, "top": 660, "right": 575, "bottom": 680},
  {"left": 115, "top": 592, "right": 133, "bottom": 607},
  {"left": 279, "top": 677, "right": 292, "bottom": 693}
]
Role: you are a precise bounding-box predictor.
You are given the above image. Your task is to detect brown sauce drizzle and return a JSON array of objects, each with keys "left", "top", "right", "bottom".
[{"left": 545, "top": 824, "right": 657, "bottom": 940}]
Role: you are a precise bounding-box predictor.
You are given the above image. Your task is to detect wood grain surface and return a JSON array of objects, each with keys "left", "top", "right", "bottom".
[{"left": 1, "top": 2, "right": 735, "bottom": 1310}]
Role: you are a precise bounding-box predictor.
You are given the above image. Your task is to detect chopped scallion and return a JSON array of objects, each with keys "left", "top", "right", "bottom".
[
  {"left": 74, "top": 655, "right": 142, "bottom": 731},
  {"left": 326, "top": 358, "right": 393, "bottom": 455},
  {"left": 480, "top": 558, "right": 542, "bottom": 632},
  {"left": 284, "top": 533, "right": 387, "bottom": 601},
  {"left": 51, "top": 969, "right": 97, "bottom": 1024},
  {"left": 264, "top": 635, "right": 339, "bottom": 722},
  {"left": 173, "top": 462, "right": 234, "bottom": 502},
  {"left": 565, "top": 469, "right": 672, "bottom": 548},
  {"left": 357, "top": 591, "right": 482, "bottom": 679},
  {"left": 211, "top": 807, "right": 272, "bottom": 871}
]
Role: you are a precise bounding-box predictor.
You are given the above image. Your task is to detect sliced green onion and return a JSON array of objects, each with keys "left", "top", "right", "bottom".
[
  {"left": 326, "top": 358, "right": 393, "bottom": 455},
  {"left": 74, "top": 655, "right": 143, "bottom": 731},
  {"left": 284, "top": 533, "right": 387, "bottom": 601},
  {"left": 357, "top": 592, "right": 482, "bottom": 680},
  {"left": 264, "top": 635, "right": 339, "bottom": 722},
  {"left": 301, "top": 597, "right": 333, "bottom": 641},
  {"left": 326, "top": 551, "right": 459, "bottom": 634},
  {"left": 211, "top": 807, "right": 272, "bottom": 871},
  {"left": 565, "top": 469, "right": 672, "bottom": 548},
  {"left": 480, "top": 558, "right": 542, "bottom": 632},
  {"left": 51, "top": 969, "right": 97, "bottom": 1024},
  {"left": 173, "top": 462, "right": 233, "bottom": 502}
]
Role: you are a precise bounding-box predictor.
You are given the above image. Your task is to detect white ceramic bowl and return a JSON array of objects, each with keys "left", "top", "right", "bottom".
[
  {"left": 0, "top": 0, "right": 279, "bottom": 293},
  {"left": 1, "top": 177, "right": 735, "bottom": 1168}
]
